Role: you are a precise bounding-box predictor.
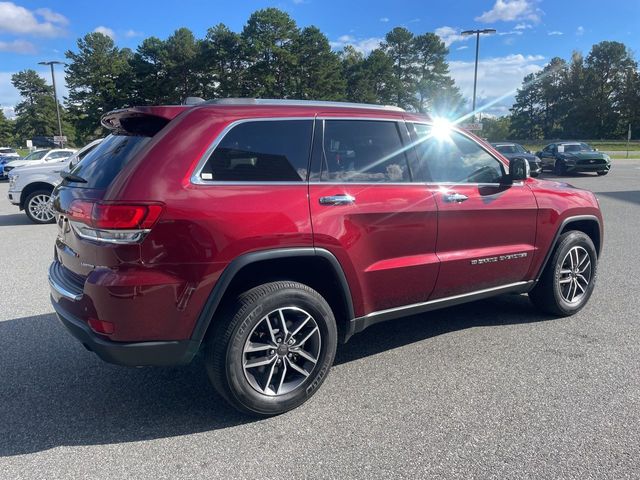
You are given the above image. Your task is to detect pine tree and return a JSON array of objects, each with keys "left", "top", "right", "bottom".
[{"left": 65, "top": 32, "right": 133, "bottom": 142}]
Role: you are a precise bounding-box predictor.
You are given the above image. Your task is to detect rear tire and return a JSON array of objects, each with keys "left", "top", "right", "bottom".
[
  {"left": 24, "top": 189, "right": 55, "bottom": 224},
  {"left": 529, "top": 231, "right": 597, "bottom": 316},
  {"left": 205, "top": 281, "right": 337, "bottom": 416}
]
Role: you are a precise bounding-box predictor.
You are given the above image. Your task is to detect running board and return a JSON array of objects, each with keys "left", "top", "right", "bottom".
[{"left": 345, "top": 281, "right": 534, "bottom": 340}]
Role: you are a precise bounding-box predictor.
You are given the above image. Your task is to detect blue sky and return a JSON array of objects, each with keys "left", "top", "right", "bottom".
[{"left": 1, "top": 0, "right": 639, "bottom": 117}]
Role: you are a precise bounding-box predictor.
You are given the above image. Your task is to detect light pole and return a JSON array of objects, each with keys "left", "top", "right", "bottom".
[
  {"left": 38, "top": 60, "right": 65, "bottom": 147},
  {"left": 461, "top": 29, "right": 496, "bottom": 122}
]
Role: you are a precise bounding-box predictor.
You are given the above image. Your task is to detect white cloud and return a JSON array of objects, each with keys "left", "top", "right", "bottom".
[
  {"left": 124, "top": 29, "right": 143, "bottom": 38},
  {"left": 576, "top": 26, "right": 585, "bottom": 36},
  {"left": 448, "top": 53, "right": 545, "bottom": 116},
  {"left": 34, "top": 7, "right": 69, "bottom": 26},
  {"left": 0, "top": 39, "right": 36, "bottom": 54},
  {"left": 475, "top": 0, "right": 542, "bottom": 24},
  {"left": 514, "top": 23, "right": 532, "bottom": 30},
  {"left": 548, "top": 31, "right": 563, "bottom": 36},
  {"left": 435, "top": 26, "right": 471, "bottom": 47},
  {"left": 330, "top": 35, "right": 383, "bottom": 55},
  {"left": 497, "top": 30, "right": 524, "bottom": 36},
  {"left": 94, "top": 26, "right": 115, "bottom": 39},
  {"left": 1, "top": 69, "right": 68, "bottom": 120},
  {"left": 456, "top": 45, "right": 469, "bottom": 50},
  {"left": 2, "top": 106, "right": 16, "bottom": 119},
  {"left": 0, "top": 2, "right": 67, "bottom": 37},
  {"left": 379, "top": 17, "right": 389, "bottom": 23}
]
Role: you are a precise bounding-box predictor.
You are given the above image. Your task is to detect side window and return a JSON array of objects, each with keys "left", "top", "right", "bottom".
[
  {"left": 200, "top": 120, "right": 313, "bottom": 182},
  {"left": 48, "top": 151, "right": 68, "bottom": 160},
  {"left": 411, "top": 123, "right": 506, "bottom": 184},
  {"left": 320, "top": 120, "right": 411, "bottom": 183}
]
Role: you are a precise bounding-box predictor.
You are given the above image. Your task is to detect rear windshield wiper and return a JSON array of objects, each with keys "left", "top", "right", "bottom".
[{"left": 60, "top": 171, "right": 87, "bottom": 183}]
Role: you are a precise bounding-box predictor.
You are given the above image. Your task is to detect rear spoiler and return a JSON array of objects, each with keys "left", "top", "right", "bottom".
[{"left": 101, "top": 106, "right": 190, "bottom": 135}]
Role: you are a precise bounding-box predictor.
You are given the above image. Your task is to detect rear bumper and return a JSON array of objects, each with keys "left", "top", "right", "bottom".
[
  {"left": 49, "top": 260, "right": 199, "bottom": 367},
  {"left": 51, "top": 298, "right": 197, "bottom": 367}
]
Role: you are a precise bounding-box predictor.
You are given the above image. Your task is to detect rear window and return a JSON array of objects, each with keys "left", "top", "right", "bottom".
[
  {"left": 64, "top": 134, "right": 151, "bottom": 188},
  {"left": 199, "top": 120, "right": 313, "bottom": 182},
  {"left": 320, "top": 120, "right": 411, "bottom": 182}
]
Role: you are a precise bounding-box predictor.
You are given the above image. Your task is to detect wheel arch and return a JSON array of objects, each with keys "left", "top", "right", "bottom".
[
  {"left": 19, "top": 181, "right": 56, "bottom": 209},
  {"left": 186, "top": 248, "right": 356, "bottom": 361},
  {"left": 535, "top": 214, "right": 602, "bottom": 281}
]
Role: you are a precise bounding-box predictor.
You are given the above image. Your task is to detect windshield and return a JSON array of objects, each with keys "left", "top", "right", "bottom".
[
  {"left": 0, "top": 148, "right": 16, "bottom": 154},
  {"left": 495, "top": 144, "right": 526, "bottom": 154},
  {"left": 562, "top": 143, "right": 593, "bottom": 152},
  {"left": 24, "top": 150, "right": 48, "bottom": 161}
]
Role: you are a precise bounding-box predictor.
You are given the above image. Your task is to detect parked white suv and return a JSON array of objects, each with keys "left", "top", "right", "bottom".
[
  {"left": 3, "top": 149, "right": 76, "bottom": 176},
  {"left": 7, "top": 140, "right": 101, "bottom": 224}
]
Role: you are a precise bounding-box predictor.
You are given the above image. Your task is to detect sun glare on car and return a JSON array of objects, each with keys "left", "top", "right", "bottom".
[{"left": 431, "top": 117, "right": 454, "bottom": 141}]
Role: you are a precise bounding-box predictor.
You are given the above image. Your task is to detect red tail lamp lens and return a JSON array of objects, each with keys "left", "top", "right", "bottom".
[
  {"left": 68, "top": 201, "right": 163, "bottom": 229},
  {"left": 68, "top": 200, "right": 93, "bottom": 223}
]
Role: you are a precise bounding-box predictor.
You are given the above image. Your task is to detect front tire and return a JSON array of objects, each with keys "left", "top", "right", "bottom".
[
  {"left": 205, "top": 281, "right": 337, "bottom": 416},
  {"left": 24, "top": 189, "right": 55, "bottom": 224},
  {"left": 597, "top": 170, "right": 609, "bottom": 176},
  {"left": 529, "top": 231, "right": 598, "bottom": 316},
  {"left": 554, "top": 160, "right": 567, "bottom": 176}
]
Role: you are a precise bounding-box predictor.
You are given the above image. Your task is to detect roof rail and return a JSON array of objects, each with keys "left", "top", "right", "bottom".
[{"left": 203, "top": 98, "right": 405, "bottom": 112}]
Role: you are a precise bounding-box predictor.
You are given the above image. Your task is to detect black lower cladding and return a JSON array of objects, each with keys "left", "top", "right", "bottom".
[{"left": 51, "top": 299, "right": 196, "bottom": 367}]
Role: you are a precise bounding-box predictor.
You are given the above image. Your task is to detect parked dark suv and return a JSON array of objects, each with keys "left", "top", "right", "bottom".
[{"left": 49, "top": 99, "right": 603, "bottom": 415}]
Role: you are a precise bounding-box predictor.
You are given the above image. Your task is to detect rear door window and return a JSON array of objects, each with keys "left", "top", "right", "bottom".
[
  {"left": 320, "top": 120, "right": 411, "bottom": 182},
  {"left": 199, "top": 120, "right": 313, "bottom": 182}
]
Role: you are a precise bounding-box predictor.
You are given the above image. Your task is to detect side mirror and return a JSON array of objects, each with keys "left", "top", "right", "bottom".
[
  {"left": 526, "top": 149, "right": 532, "bottom": 154},
  {"left": 594, "top": 148, "right": 598, "bottom": 151},
  {"left": 535, "top": 151, "right": 542, "bottom": 157},
  {"left": 509, "top": 157, "right": 530, "bottom": 181}
]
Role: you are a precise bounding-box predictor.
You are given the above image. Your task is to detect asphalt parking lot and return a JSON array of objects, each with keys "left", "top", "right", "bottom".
[{"left": 1, "top": 162, "right": 639, "bottom": 479}]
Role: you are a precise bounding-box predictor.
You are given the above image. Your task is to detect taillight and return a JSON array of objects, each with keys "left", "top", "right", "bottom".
[{"left": 68, "top": 200, "right": 163, "bottom": 244}]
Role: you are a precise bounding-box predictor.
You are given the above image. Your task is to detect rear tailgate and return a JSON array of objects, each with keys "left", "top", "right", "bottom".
[{"left": 51, "top": 106, "right": 188, "bottom": 279}]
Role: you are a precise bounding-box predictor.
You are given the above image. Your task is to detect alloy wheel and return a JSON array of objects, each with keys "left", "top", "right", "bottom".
[
  {"left": 28, "top": 194, "right": 54, "bottom": 222},
  {"left": 558, "top": 246, "right": 592, "bottom": 304},
  {"left": 242, "top": 307, "right": 321, "bottom": 396}
]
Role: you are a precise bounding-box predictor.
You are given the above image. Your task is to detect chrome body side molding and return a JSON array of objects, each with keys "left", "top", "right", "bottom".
[{"left": 345, "top": 281, "right": 534, "bottom": 340}]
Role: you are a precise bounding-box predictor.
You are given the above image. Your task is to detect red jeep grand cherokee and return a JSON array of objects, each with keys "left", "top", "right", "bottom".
[{"left": 49, "top": 99, "right": 603, "bottom": 415}]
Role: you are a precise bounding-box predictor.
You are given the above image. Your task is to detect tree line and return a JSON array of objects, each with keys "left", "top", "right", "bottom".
[
  {"left": 1, "top": 7, "right": 638, "bottom": 148},
  {"left": 487, "top": 40, "right": 639, "bottom": 141},
  {"left": 2, "top": 7, "right": 462, "bottom": 146}
]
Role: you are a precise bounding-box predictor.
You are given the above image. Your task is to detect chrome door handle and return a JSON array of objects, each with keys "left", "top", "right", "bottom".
[
  {"left": 442, "top": 192, "right": 468, "bottom": 203},
  {"left": 319, "top": 194, "right": 356, "bottom": 206}
]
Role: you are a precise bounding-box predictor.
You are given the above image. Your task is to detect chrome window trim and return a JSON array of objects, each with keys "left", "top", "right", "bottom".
[
  {"left": 189, "top": 116, "right": 524, "bottom": 187},
  {"left": 190, "top": 117, "right": 316, "bottom": 185},
  {"left": 308, "top": 181, "right": 522, "bottom": 187}
]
